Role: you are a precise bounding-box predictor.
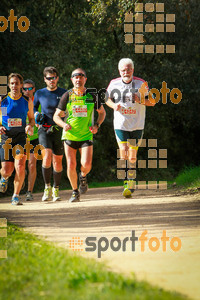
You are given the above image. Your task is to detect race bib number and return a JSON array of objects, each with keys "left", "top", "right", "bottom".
[
  {"left": 72, "top": 105, "right": 87, "bottom": 117},
  {"left": 7, "top": 118, "right": 22, "bottom": 127},
  {"left": 121, "top": 107, "right": 136, "bottom": 115}
]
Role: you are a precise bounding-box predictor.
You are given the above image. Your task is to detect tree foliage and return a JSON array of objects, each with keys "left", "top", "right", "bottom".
[{"left": 0, "top": 0, "right": 199, "bottom": 194}]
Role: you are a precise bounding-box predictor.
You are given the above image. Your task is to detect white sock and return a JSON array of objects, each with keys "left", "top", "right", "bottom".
[{"left": 13, "top": 194, "right": 19, "bottom": 198}]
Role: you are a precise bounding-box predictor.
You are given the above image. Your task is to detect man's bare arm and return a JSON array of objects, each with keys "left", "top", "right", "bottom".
[{"left": 53, "top": 108, "right": 71, "bottom": 131}]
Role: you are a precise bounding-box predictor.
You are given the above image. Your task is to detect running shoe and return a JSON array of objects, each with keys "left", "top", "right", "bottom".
[
  {"left": 11, "top": 196, "right": 23, "bottom": 205},
  {"left": 79, "top": 173, "right": 88, "bottom": 194},
  {"left": 42, "top": 186, "right": 51, "bottom": 201},
  {"left": 0, "top": 177, "right": 8, "bottom": 193},
  {"left": 69, "top": 190, "right": 80, "bottom": 203},
  {"left": 122, "top": 180, "right": 132, "bottom": 198},
  {"left": 52, "top": 187, "right": 61, "bottom": 202},
  {"left": 26, "top": 191, "right": 33, "bottom": 201},
  {"left": 127, "top": 179, "right": 135, "bottom": 193}
]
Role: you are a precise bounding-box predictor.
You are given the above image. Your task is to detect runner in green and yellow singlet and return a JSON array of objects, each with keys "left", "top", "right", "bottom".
[{"left": 53, "top": 68, "right": 106, "bottom": 202}]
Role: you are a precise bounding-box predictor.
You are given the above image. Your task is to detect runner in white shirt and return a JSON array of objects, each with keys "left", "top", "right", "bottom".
[{"left": 106, "top": 58, "right": 155, "bottom": 198}]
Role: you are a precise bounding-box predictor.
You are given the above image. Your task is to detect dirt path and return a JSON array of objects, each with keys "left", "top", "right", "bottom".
[{"left": 0, "top": 187, "right": 200, "bottom": 300}]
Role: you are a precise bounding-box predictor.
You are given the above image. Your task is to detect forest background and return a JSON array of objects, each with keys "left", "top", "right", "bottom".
[{"left": 0, "top": 0, "right": 199, "bottom": 193}]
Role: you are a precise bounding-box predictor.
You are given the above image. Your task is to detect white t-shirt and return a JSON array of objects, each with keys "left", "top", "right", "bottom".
[{"left": 107, "top": 76, "right": 149, "bottom": 131}]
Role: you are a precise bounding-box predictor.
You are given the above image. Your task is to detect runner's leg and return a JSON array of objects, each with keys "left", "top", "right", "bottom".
[
  {"left": 78, "top": 145, "right": 93, "bottom": 194},
  {"left": 79, "top": 145, "right": 93, "bottom": 177},
  {"left": 1, "top": 161, "right": 14, "bottom": 179},
  {"left": 41, "top": 148, "right": 52, "bottom": 184},
  {"left": 64, "top": 143, "right": 78, "bottom": 190},
  {"left": 14, "top": 154, "right": 27, "bottom": 194},
  {"left": 52, "top": 154, "right": 63, "bottom": 200},
  {"left": 28, "top": 153, "right": 37, "bottom": 192}
]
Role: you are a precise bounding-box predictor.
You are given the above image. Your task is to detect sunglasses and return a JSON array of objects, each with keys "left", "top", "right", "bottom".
[
  {"left": 46, "top": 76, "right": 57, "bottom": 81},
  {"left": 23, "top": 87, "right": 34, "bottom": 91},
  {"left": 71, "top": 73, "right": 85, "bottom": 78}
]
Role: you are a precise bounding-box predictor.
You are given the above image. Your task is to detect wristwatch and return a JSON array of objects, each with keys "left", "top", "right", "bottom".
[{"left": 95, "top": 122, "right": 100, "bottom": 128}]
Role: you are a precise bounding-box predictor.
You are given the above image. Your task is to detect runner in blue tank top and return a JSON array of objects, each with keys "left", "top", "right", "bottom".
[{"left": 0, "top": 73, "right": 35, "bottom": 205}]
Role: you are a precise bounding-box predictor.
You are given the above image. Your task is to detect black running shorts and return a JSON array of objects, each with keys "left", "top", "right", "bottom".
[
  {"left": 64, "top": 140, "right": 93, "bottom": 150},
  {"left": 38, "top": 126, "right": 64, "bottom": 155},
  {"left": 0, "top": 132, "right": 27, "bottom": 162}
]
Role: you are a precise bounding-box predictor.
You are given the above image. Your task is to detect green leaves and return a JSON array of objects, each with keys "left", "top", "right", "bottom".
[{"left": 0, "top": 0, "right": 199, "bottom": 184}]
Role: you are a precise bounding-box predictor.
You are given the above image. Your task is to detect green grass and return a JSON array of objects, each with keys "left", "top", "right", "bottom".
[
  {"left": 0, "top": 224, "right": 189, "bottom": 300},
  {"left": 60, "top": 181, "right": 122, "bottom": 190},
  {"left": 174, "top": 166, "right": 200, "bottom": 189},
  {"left": 89, "top": 181, "right": 123, "bottom": 188},
  {"left": 93, "top": 165, "right": 200, "bottom": 191}
]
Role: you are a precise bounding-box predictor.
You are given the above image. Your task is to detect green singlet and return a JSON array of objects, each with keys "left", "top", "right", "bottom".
[{"left": 58, "top": 90, "right": 99, "bottom": 142}]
